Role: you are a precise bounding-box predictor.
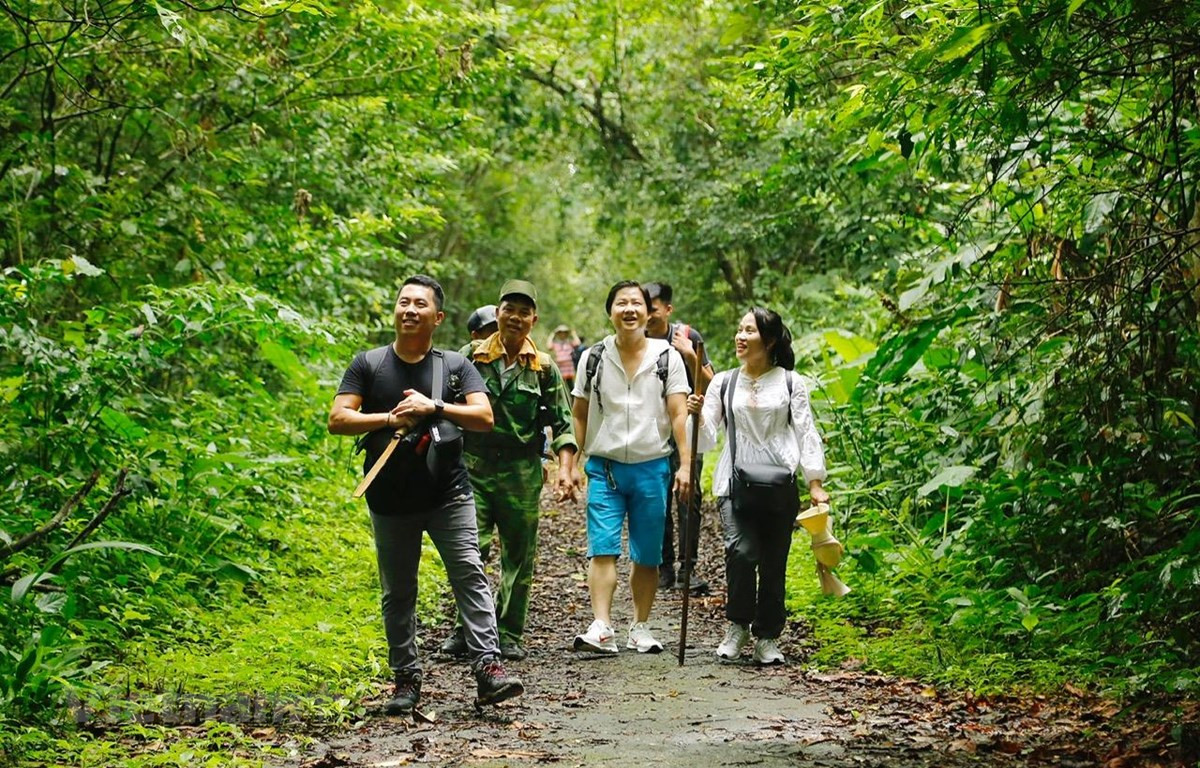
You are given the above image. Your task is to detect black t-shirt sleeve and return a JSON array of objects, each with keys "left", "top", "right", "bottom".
[
  {"left": 453, "top": 355, "right": 486, "bottom": 398},
  {"left": 337, "top": 351, "right": 370, "bottom": 397}
]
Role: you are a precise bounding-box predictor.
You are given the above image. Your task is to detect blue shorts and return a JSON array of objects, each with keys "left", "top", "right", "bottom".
[{"left": 584, "top": 456, "right": 671, "bottom": 566}]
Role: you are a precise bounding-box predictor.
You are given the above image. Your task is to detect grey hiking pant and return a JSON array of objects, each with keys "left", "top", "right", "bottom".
[
  {"left": 718, "top": 496, "right": 795, "bottom": 639},
  {"left": 370, "top": 492, "right": 499, "bottom": 676}
]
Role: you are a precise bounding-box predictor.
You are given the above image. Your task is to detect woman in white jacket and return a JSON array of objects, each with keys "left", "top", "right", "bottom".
[{"left": 687, "top": 307, "right": 829, "bottom": 664}]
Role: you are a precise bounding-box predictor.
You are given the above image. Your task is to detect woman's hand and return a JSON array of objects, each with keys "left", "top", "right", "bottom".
[
  {"left": 686, "top": 393, "right": 704, "bottom": 415},
  {"left": 809, "top": 480, "right": 830, "bottom": 506}
]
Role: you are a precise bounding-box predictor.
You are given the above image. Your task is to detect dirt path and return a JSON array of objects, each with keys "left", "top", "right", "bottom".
[{"left": 278, "top": 493, "right": 1181, "bottom": 768}]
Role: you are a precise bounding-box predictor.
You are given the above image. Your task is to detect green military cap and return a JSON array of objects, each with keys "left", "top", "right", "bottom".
[{"left": 498, "top": 279, "right": 538, "bottom": 307}]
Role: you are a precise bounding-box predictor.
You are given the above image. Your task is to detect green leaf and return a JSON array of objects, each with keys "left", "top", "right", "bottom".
[
  {"left": 64, "top": 256, "right": 104, "bottom": 277},
  {"left": 898, "top": 280, "right": 930, "bottom": 311},
  {"left": 933, "top": 23, "right": 996, "bottom": 63},
  {"left": 259, "top": 340, "right": 318, "bottom": 396},
  {"left": 14, "top": 541, "right": 165, "bottom": 604},
  {"left": 918, "top": 465, "right": 977, "bottom": 497},
  {"left": 1006, "top": 587, "right": 1030, "bottom": 606},
  {"left": 1066, "top": 0, "right": 1086, "bottom": 20},
  {"left": 0, "top": 375, "right": 22, "bottom": 403},
  {"left": 99, "top": 407, "right": 147, "bottom": 440},
  {"left": 1022, "top": 614, "right": 1039, "bottom": 632},
  {"left": 57, "top": 540, "right": 163, "bottom": 559},
  {"left": 922, "top": 347, "right": 955, "bottom": 370},
  {"left": 1084, "top": 192, "right": 1118, "bottom": 232},
  {"left": 11, "top": 572, "right": 54, "bottom": 604},
  {"left": 855, "top": 307, "right": 970, "bottom": 399},
  {"left": 823, "top": 330, "right": 876, "bottom": 364}
]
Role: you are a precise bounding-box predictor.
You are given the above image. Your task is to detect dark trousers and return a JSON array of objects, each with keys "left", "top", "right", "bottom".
[
  {"left": 662, "top": 452, "right": 704, "bottom": 572},
  {"left": 718, "top": 496, "right": 795, "bottom": 639},
  {"left": 370, "top": 492, "right": 499, "bottom": 676}
]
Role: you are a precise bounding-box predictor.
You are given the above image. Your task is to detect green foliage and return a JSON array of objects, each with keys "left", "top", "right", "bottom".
[{"left": 3, "top": 0, "right": 1200, "bottom": 760}]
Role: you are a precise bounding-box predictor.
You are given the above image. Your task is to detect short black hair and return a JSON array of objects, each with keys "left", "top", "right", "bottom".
[
  {"left": 605, "top": 280, "right": 652, "bottom": 314},
  {"left": 642, "top": 281, "right": 673, "bottom": 304},
  {"left": 750, "top": 306, "right": 796, "bottom": 371},
  {"left": 398, "top": 274, "right": 445, "bottom": 310}
]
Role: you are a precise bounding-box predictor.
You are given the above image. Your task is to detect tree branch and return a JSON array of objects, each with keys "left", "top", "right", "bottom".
[
  {"left": 0, "top": 470, "right": 101, "bottom": 561},
  {"left": 63, "top": 469, "right": 130, "bottom": 552},
  {"left": 520, "top": 67, "right": 644, "bottom": 161}
]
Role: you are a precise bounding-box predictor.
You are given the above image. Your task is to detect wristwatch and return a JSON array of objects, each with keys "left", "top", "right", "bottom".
[{"left": 433, "top": 398, "right": 445, "bottom": 415}]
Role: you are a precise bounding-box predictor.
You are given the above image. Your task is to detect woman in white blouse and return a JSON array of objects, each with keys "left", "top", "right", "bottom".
[{"left": 687, "top": 307, "right": 829, "bottom": 664}]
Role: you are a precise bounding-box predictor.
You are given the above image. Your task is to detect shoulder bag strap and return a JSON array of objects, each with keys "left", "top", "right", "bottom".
[
  {"left": 724, "top": 369, "right": 740, "bottom": 470},
  {"left": 430, "top": 349, "right": 445, "bottom": 400}
]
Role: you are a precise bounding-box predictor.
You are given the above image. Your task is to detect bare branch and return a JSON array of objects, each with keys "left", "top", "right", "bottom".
[
  {"left": 0, "top": 470, "right": 101, "bottom": 561},
  {"left": 521, "top": 67, "right": 644, "bottom": 161},
  {"left": 62, "top": 469, "right": 131, "bottom": 552}
]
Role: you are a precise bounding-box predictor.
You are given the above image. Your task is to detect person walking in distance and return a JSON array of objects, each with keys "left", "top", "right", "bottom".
[
  {"left": 643, "top": 281, "right": 714, "bottom": 593},
  {"left": 546, "top": 324, "right": 581, "bottom": 385},
  {"left": 571, "top": 281, "right": 692, "bottom": 655},
  {"left": 440, "top": 280, "right": 579, "bottom": 661},
  {"left": 467, "top": 304, "right": 498, "bottom": 340},
  {"left": 687, "top": 307, "right": 829, "bottom": 665},
  {"left": 328, "top": 275, "right": 524, "bottom": 714}
]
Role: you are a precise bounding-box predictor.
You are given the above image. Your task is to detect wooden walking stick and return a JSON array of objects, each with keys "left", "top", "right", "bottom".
[
  {"left": 678, "top": 340, "right": 705, "bottom": 666},
  {"left": 353, "top": 426, "right": 409, "bottom": 499}
]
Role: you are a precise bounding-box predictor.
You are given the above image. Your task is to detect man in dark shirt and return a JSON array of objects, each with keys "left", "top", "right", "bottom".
[
  {"left": 643, "top": 281, "right": 715, "bottom": 594},
  {"left": 329, "top": 275, "right": 524, "bottom": 715}
]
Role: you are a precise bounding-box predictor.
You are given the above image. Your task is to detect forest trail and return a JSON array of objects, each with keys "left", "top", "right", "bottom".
[{"left": 277, "top": 491, "right": 1148, "bottom": 768}]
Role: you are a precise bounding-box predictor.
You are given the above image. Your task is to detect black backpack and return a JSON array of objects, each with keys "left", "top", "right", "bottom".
[{"left": 582, "top": 343, "right": 671, "bottom": 413}]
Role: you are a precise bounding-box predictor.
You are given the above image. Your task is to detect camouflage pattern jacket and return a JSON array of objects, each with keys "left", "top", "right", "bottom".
[{"left": 459, "top": 334, "right": 577, "bottom": 463}]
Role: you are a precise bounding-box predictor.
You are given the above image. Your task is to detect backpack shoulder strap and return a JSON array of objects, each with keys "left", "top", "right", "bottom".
[
  {"left": 364, "top": 344, "right": 391, "bottom": 386},
  {"left": 656, "top": 348, "right": 671, "bottom": 397},
  {"left": 429, "top": 348, "right": 446, "bottom": 401},
  {"left": 584, "top": 345, "right": 604, "bottom": 412},
  {"left": 353, "top": 345, "right": 395, "bottom": 455}
]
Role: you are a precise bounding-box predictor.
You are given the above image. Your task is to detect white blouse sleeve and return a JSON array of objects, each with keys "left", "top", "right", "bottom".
[
  {"left": 790, "top": 372, "right": 827, "bottom": 484},
  {"left": 693, "top": 370, "right": 725, "bottom": 454}
]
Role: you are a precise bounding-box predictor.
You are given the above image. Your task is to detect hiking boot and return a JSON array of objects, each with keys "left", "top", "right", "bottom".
[
  {"left": 658, "top": 565, "right": 675, "bottom": 590},
  {"left": 499, "top": 638, "right": 527, "bottom": 661},
  {"left": 674, "top": 570, "right": 709, "bottom": 595},
  {"left": 439, "top": 627, "right": 468, "bottom": 657},
  {"left": 626, "top": 622, "right": 664, "bottom": 654},
  {"left": 383, "top": 671, "right": 422, "bottom": 715},
  {"left": 573, "top": 619, "right": 619, "bottom": 654},
  {"left": 753, "top": 637, "right": 785, "bottom": 666},
  {"left": 473, "top": 655, "right": 524, "bottom": 705},
  {"left": 716, "top": 622, "right": 751, "bottom": 661}
]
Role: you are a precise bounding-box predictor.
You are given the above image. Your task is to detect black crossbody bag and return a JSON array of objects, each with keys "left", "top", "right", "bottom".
[{"left": 724, "top": 369, "right": 800, "bottom": 515}]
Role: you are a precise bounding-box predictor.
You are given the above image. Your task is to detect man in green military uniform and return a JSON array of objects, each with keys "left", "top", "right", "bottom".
[{"left": 441, "top": 279, "right": 579, "bottom": 661}]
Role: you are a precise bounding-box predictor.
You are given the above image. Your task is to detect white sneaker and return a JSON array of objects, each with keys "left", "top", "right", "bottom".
[
  {"left": 573, "top": 619, "right": 618, "bottom": 654},
  {"left": 753, "top": 637, "right": 785, "bottom": 665},
  {"left": 626, "top": 622, "right": 664, "bottom": 654},
  {"left": 716, "top": 623, "right": 750, "bottom": 660}
]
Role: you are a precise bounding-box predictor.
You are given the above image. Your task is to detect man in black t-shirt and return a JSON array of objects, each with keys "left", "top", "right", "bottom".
[
  {"left": 329, "top": 275, "right": 524, "bottom": 715},
  {"left": 644, "top": 281, "right": 715, "bottom": 594}
]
